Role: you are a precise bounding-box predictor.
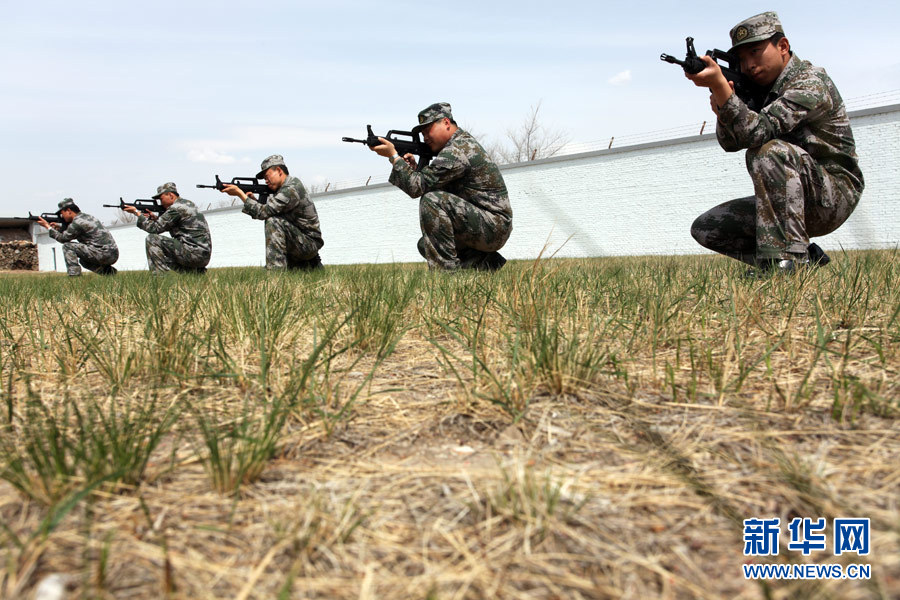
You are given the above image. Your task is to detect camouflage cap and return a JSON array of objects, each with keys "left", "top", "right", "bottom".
[
  {"left": 256, "top": 154, "right": 287, "bottom": 179},
  {"left": 412, "top": 102, "right": 453, "bottom": 134},
  {"left": 152, "top": 182, "right": 179, "bottom": 199},
  {"left": 729, "top": 11, "right": 784, "bottom": 52},
  {"left": 58, "top": 198, "right": 76, "bottom": 211}
]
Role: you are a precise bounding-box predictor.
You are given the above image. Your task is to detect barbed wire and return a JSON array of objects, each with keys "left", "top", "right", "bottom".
[{"left": 845, "top": 89, "right": 900, "bottom": 110}]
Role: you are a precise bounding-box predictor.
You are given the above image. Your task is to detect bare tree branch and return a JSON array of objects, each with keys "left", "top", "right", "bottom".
[{"left": 495, "top": 101, "right": 570, "bottom": 164}]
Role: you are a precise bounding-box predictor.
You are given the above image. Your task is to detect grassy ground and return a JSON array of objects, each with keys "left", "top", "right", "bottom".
[{"left": 1, "top": 252, "right": 898, "bottom": 599}]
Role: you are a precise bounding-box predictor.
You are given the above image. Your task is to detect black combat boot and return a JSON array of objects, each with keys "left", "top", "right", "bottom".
[
  {"left": 807, "top": 243, "right": 831, "bottom": 266},
  {"left": 293, "top": 254, "right": 323, "bottom": 271},
  {"left": 458, "top": 248, "right": 507, "bottom": 271},
  {"left": 743, "top": 254, "right": 809, "bottom": 279}
]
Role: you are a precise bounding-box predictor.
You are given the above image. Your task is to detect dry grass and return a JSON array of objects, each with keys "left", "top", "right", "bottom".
[{"left": 0, "top": 251, "right": 898, "bottom": 599}]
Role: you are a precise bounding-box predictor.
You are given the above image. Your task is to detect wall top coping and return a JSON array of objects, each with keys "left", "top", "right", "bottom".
[{"left": 92, "top": 102, "right": 900, "bottom": 232}]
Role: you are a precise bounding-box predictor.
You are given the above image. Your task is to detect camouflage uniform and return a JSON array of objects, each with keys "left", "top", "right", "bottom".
[
  {"left": 691, "top": 12, "right": 864, "bottom": 266},
  {"left": 390, "top": 103, "right": 512, "bottom": 271},
  {"left": 137, "top": 183, "right": 211, "bottom": 273},
  {"left": 48, "top": 199, "right": 119, "bottom": 276},
  {"left": 243, "top": 155, "right": 323, "bottom": 270}
]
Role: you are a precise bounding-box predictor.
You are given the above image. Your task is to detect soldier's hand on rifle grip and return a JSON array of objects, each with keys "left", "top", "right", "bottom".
[
  {"left": 122, "top": 205, "right": 140, "bottom": 216},
  {"left": 369, "top": 137, "right": 397, "bottom": 159},
  {"left": 402, "top": 153, "right": 417, "bottom": 169},
  {"left": 685, "top": 54, "right": 724, "bottom": 86},
  {"left": 36, "top": 217, "right": 50, "bottom": 229},
  {"left": 686, "top": 55, "right": 734, "bottom": 111}
]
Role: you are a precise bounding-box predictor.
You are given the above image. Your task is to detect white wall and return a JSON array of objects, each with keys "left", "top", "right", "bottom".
[{"left": 36, "top": 105, "right": 900, "bottom": 271}]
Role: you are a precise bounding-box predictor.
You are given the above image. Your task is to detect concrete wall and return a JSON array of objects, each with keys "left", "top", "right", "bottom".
[{"left": 36, "top": 104, "right": 900, "bottom": 271}]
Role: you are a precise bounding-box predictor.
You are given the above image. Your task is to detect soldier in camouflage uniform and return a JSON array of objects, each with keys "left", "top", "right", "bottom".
[
  {"left": 123, "top": 182, "right": 211, "bottom": 273},
  {"left": 220, "top": 155, "right": 323, "bottom": 270},
  {"left": 370, "top": 102, "right": 512, "bottom": 271},
  {"left": 36, "top": 198, "right": 119, "bottom": 276},
  {"left": 686, "top": 12, "right": 863, "bottom": 273}
]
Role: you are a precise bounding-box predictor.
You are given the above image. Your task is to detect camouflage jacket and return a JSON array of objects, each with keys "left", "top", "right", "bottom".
[
  {"left": 137, "top": 198, "right": 211, "bottom": 255},
  {"left": 242, "top": 176, "right": 323, "bottom": 244},
  {"left": 389, "top": 129, "right": 512, "bottom": 219},
  {"left": 48, "top": 212, "right": 118, "bottom": 250},
  {"left": 717, "top": 54, "right": 864, "bottom": 194}
]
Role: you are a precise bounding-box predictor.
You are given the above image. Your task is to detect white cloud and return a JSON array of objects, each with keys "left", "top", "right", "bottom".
[{"left": 608, "top": 70, "right": 632, "bottom": 86}]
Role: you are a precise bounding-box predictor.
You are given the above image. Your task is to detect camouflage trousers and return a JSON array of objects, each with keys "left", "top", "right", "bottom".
[
  {"left": 61, "top": 242, "right": 118, "bottom": 277},
  {"left": 691, "top": 139, "right": 859, "bottom": 265},
  {"left": 264, "top": 216, "right": 323, "bottom": 270},
  {"left": 146, "top": 234, "right": 210, "bottom": 273},
  {"left": 418, "top": 191, "right": 512, "bottom": 271}
]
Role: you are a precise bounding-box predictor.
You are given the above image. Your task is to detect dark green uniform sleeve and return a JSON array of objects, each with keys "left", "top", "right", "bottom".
[
  {"left": 242, "top": 188, "right": 297, "bottom": 220},
  {"left": 717, "top": 78, "right": 831, "bottom": 151},
  {"left": 388, "top": 149, "right": 467, "bottom": 199},
  {"left": 137, "top": 207, "right": 181, "bottom": 234},
  {"left": 48, "top": 219, "right": 85, "bottom": 243}
]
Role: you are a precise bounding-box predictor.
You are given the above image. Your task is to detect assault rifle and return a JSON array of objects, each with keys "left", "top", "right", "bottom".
[
  {"left": 661, "top": 37, "right": 766, "bottom": 111},
  {"left": 342, "top": 125, "right": 434, "bottom": 171},
  {"left": 103, "top": 197, "right": 166, "bottom": 215},
  {"left": 196, "top": 175, "right": 271, "bottom": 204},
  {"left": 27, "top": 212, "right": 69, "bottom": 231}
]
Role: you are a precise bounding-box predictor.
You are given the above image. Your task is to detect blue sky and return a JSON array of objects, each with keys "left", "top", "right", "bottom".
[{"left": 2, "top": 0, "right": 898, "bottom": 217}]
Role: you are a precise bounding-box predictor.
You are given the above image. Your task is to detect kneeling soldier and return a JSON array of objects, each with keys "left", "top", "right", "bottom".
[
  {"left": 37, "top": 198, "right": 119, "bottom": 276},
  {"left": 371, "top": 102, "right": 512, "bottom": 271},
  {"left": 123, "top": 182, "right": 212, "bottom": 273},
  {"left": 686, "top": 12, "right": 863, "bottom": 273},
  {"left": 220, "top": 155, "right": 324, "bottom": 270}
]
